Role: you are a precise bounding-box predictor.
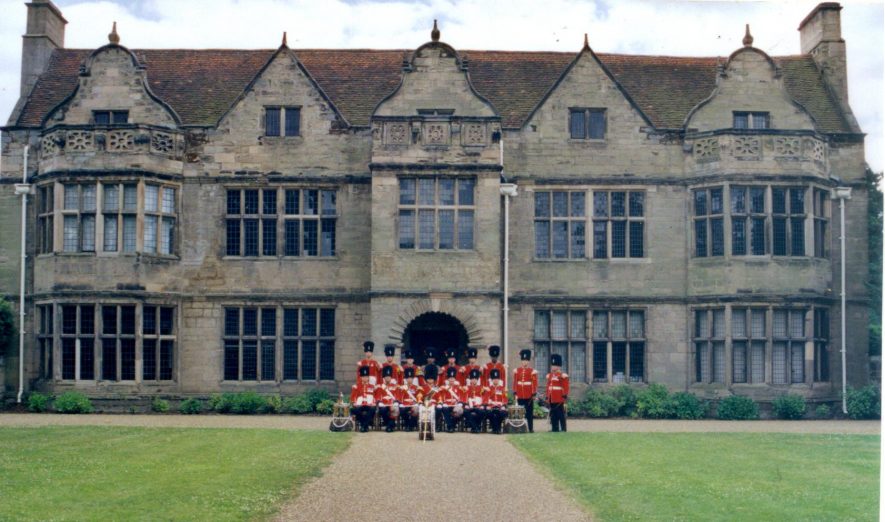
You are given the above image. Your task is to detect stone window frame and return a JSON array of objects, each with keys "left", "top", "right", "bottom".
[
  {"left": 61, "top": 183, "right": 97, "bottom": 253},
  {"left": 142, "top": 305, "right": 176, "bottom": 382},
  {"left": 694, "top": 307, "right": 726, "bottom": 383},
  {"left": 693, "top": 186, "right": 725, "bottom": 257},
  {"left": 47, "top": 179, "right": 178, "bottom": 257},
  {"left": 59, "top": 304, "right": 96, "bottom": 381},
  {"left": 812, "top": 188, "right": 830, "bottom": 258},
  {"left": 568, "top": 107, "right": 607, "bottom": 140},
  {"left": 397, "top": 176, "right": 476, "bottom": 251},
  {"left": 533, "top": 190, "right": 586, "bottom": 259},
  {"left": 729, "top": 186, "right": 767, "bottom": 256},
  {"left": 92, "top": 110, "right": 129, "bottom": 126},
  {"left": 222, "top": 305, "right": 336, "bottom": 383},
  {"left": 533, "top": 309, "right": 589, "bottom": 383},
  {"left": 142, "top": 184, "right": 177, "bottom": 255},
  {"left": 592, "top": 190, "right": 645, "bottom": 259},
  {"left": 772, "top": 186, "right": 806, "bottom": 257},
  {"left": 48, "top": 301, "right": 178, "bottom": 384},
  {"left": 813, "top": 308, "right": 830, "bottom": 382},
  {"left": 37, "top": 304, "right": 54, "bottom": 380},
  {"left": 36, "top": 184, "right": 54, "bottom": 254},
  {"left": 732, "top": 111, "right": 770, "bottom": 130},
  {"left": 730, "top": 307, "right": 767, "bottom": 384},
  {"left": 99, "top": 304, "right": 137, "bottom": 382},
  {"left": 692, "top": 304, "right": 822, "bottom": 387},
  {"left": 590, "top": 309, "right": 646, "bottom": 384},
  {"left": 225, "top": 187, "right": 338, "bottom": 258},
  {"left": 264, "top": 106, "right": 301, "bottom": 137}
]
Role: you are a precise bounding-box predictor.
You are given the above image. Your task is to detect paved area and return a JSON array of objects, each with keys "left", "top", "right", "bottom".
[
  {"left": 0, "top": 413, "right": 879, "bottom": 434},
  {"left": 272, "top": 430, "right": 591, "bottom": 522}
]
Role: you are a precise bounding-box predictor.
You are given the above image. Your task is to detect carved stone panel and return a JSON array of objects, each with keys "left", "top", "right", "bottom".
[
  {"left": 423, "top": 122, "right": 450, "bottom": 146},
  {"left": 461, "top": 123, "right": 486, "bottom": 146},
  {"left": 774, "top": 137, "right": 800, "bottom": 157},
  {"left": 41, "top": 135, "right": 59, "bottom": 157},
  {"left": 108, "top": 130, "right": 135, "bottom": 151},
  {"left": 693, "top": 137, "right": 720, "bottom": 161},
  {"left": 384, "top": 123, "right": 409, "bottom": 145},
  {"left": 732, "top": 136, "right": 761, "bottom": 160},
  {"left": 66, "top": 130, "right": 94, "bottom": 152},
  {"left": 151, "top": 131, "right": 176, "bottom": 154}
]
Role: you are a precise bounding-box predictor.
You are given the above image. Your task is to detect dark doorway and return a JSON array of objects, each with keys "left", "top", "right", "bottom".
[{"left": 403, "top": 312, "right": 469, "bottom": 365}]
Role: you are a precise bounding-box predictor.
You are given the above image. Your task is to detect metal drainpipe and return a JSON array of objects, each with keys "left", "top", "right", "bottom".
[
  {"left": 499, "top": 138, "right": 517, "bottom": 384},
  {"left": 15, "top": 145, "right": 31, "bottom": 403},
  {"left": 834, "top": 187, "right": 852, "bottom": 414}
]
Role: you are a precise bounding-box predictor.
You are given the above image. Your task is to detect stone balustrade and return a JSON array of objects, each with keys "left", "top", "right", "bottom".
[{"left": 686, "top": 130, "right": 828, "bottom": 176}]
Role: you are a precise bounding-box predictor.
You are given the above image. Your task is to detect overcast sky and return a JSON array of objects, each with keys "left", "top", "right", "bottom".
[{"left": 0, "top": 0, "right": 882, "bottom": 172}]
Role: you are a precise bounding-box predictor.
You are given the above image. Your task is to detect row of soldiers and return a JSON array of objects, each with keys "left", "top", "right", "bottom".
[{"left": 349, "top": 342, "right": 570, "bottom": 433}]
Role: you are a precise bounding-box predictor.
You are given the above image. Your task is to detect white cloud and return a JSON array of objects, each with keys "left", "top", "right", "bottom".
[{"left": 0, "top": 0, "right": 882, "bottom": 171}]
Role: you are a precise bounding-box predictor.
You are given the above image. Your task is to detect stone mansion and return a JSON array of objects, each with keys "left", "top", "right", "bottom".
[{"left": 0, "top": 1, "right": 872, "bottom": 402}]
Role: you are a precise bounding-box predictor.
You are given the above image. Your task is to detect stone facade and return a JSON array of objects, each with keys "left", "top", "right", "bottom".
[{"left": 0, "top": 1, "right": 872, "bottom": 402}]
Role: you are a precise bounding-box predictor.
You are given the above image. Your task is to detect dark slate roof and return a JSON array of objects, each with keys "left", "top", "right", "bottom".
[{"left": 12, "top": 47, "right": 853, "bottom": 133}]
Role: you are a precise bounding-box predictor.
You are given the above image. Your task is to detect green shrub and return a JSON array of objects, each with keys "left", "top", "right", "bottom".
[
  {"left": 772, "top": 394, "right": 806, "bottom": 420},
  {"left": 815, "top": 403, "right": 832, "bottom": 419},
  {"left": 53, "top": 392, "right": 94, "bottom": 414},
  {"left": 179, "top": 398, "right": 203, "bottom": 415},
  {"left": 634, "top": 384, "right": 672, "bottom": 419},
  {"left": 303, "top": 389, "right": 332, "bottom": 410},
  {"left": 534, "top": 400, "right": 548, "bottom": 419},
  {"left": 263, "top": 395, "right": 282, "bottom": 414},
  {"left": 566, "top": 398, "right": 586, "bottom": 417},
  {"left": 669, "top": 392, "right": 707, "bottom": 420},
  {"left": 209, "top": 393, "right": 236, "bottom": 413},
  {"left": 229, "top": 392, "right": 268, "bottom": 414},
  {"left": 846, "top": 386, "right": 881, "bottom": 420},
  {"left": 581, "top": 389, "right": 619, "bottom": 418},
  {"left": 609, "top": 385, "right": 637, "bottom": 417},
  {"left": 151, "top": 397, "right": 170, "bottom": 413},
  {"left": 27, "top": 392, "right": 51, "bottom": 413},
  {"left": 283, "top": 394, "right": 314, "bottom": 414},
  {"left": 716, "top": 395, "right": 759, "bottom": 420},
  {"left": 0, "top": 299, "right": 16, "bottom": 357},
  {"left": 315, "top": 399, "right": 336, "bottom": 415}
]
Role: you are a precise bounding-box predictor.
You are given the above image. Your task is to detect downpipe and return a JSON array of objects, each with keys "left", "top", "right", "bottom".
[{"left": 15, "top": 144, "right": 31, "bottom": 403}]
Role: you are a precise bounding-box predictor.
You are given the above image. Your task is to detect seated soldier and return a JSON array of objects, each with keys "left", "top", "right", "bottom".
[
  {"left": 464, "top": 368, "right": 487, "bottom": 433},
  {"left": 350, "top": 366, "right": 377, "bottom": 432},
  {"left": 399, "top": 366, "right": 420, "bottom": 431},
  {"left": 376, "top": 366, "right": 400, "bottom": 433},
  {"left": 381, "top": 344, "right": 403, "bottom": 384},
  {"left": 438, "top": 366, "right": 465, "bottom": 433},
  {"left": 441, "top": 348, "right": 465, "bottom": 386},
  {"left": 416, "top": 365, "right": 440, "bottom": 407},
  {"left": 462, "top": 347, "right": 482, "bottom": 386},
  {"left": 486, "top": 368, "right": 509, "bottom": 434}
]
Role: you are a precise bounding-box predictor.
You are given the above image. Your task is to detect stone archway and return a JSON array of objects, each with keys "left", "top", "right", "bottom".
[
  {"left": 388, "top": 298, "right": 485, "bottom": 346},
  {"left": 403, "top": 312, "right": 469, "bottom": 365}
]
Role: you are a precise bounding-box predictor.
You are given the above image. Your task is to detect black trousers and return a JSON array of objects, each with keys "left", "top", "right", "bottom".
[
  {"left": 353, "top": 406, "right": 376, "bottom": 431},
  {"left": 379, "top": 406, "right": 396, "bottom": 430},
  {"left": 466, "top": 408, "right": 486, "bottom": 432},
  {"left": 517, "top": 398, "right": 535, "bottom": 432},
  {"left": 400, "top": 405, "right": 418, "bottom": 430},
  {"left": 439, "top": 406, "right": 458, "bottom": 431},
  {"left": 549, "top": 402, "right": 567, "bottom": 432},
  {"left": 487, "top": 408, "right": 507, "bottom": 433}
]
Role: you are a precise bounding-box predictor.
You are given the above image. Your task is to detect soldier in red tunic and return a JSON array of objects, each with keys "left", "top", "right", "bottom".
[
  {"left": 350, "top": 365, "right": 377, "bottom": 432},
  {"left": 440, "top": 348, "right": 465, "bottom": 386},
  {"left": 486, "top": 368, "right": 508, "bottom": 434},
  {"left": 356, "top": 341, "right": 382, "bottom": 385},
  {"left": 381, "top": 343, "right": 404, "bottom": 384},
  {"left": 423, "top": 347, "right": 440, "bottom": 386},
  {"left": 400, "top": 349, "right": 423, "bottom": 386},
  {"left": 464, "top": 368, "right": 488, "bottom": 433},
  {"left": 416, "top": 365, "right": 440, "bottom": 407},
  {"left": 482, "top": 344, "right": 507, "bottom": 387},
  {"left": 513, "top": 349, "right": 539, "bottom": 433},
  {"left": 545, "top": 353, "right": 570, "bottom": 432},
  {"left": 462, "top": 347, "right": 482, "bottom": 386},
  {"left": 399, "top": 366, "right": 421, "bottom": 431},
  {"left": 439, "top": 366, "right": 465, "bottom": 433},
  {"left": 376, "top": 366, "right": 400, "bottom": 432}
]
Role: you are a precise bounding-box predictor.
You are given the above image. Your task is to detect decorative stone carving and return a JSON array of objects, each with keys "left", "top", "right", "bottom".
[
  {"left": 108, "top": 130, "right": 135, "bottom": 151},
  {"left": 732, "top": 136, "right": 760, "bottom": 159},
  {"left": 151, "top": 131, "right": 176, "bottom": 154},
  {"left": 385, "top": 123, "right": 408, "bottom": 145},
  {"left": 774, "top": 137, "right": 800, "bottom": 157},
  {"left": 462, "top": 123, "right": 486, "bottom": 146},
  {"left": 424, "top": 123, "right": 449, "bottom": 145},
  {"left": 808, "top": 139, "right": 825, "bottom": 163},
  {"left": 693, "top": 137, "right": 720, "bottom": 160},
  {"left": 66, "top": 130, "right": 94, "bottom": 151},
  {"left": 41, "top": 135, "right": 59, "bottom": 157}
]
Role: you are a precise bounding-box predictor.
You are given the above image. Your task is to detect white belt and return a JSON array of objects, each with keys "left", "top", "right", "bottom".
[
  {"left": 517, "top": 381, "right": 532, "bottom": 385},
  {"left": 549, "top": 386, "right": 563, "bottom": 390}
]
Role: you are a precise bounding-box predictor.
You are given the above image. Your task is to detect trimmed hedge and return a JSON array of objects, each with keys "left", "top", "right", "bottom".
[
  {"left": 772, "top": 394, "right": 806, "bottom": 420},
  {"left": 53, "top": 392, "right": 93, "bottom": 414},
  {"left": 846, "top": 386, "right": 881, "bottom": 420},
  {"left": 716, "top": 395, "right": 759, "bottom": 420},
  {"left": 179, "top": 398, "right": 204, "bottom": 415},
  {"left": 27, "top": 392, "right": 51, "bottom": 413}
]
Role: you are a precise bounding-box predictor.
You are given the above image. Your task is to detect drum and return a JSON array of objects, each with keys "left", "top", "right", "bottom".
[
  {"left": 418, "top": 403, "right": 435, "bottom": 441},
  {"left": 453, "top": 403, "right": 464, "bottom": 418},
  {"left": 330, "top": 398, "right": 354, "bottom": 432},
  {"left": 505, "top": 403, "right": 528, "bottom": 434},
  {"left": 389, "top": 403, "right": 400, "bottom": 419}
]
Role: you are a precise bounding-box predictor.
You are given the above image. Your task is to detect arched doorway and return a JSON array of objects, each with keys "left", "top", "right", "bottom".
[{"left": 403, "top": 312, "right": 469, "bottom": 365}]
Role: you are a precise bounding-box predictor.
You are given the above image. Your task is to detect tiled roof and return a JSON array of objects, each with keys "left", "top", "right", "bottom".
[{"left": 12, "top": 47, "right": 853, "bottom": 133}]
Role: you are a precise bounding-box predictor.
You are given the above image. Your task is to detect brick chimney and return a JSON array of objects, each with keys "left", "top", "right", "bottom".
[
  {"left": 798, "top": 2, "right": 855, "bottom": 127},
  {"left": 20, "top": 0, "right": 66, "bottom": 97}
]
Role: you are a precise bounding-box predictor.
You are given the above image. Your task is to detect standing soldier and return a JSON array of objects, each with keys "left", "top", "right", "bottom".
[
  {"left": 439, "top": 366, "right": 465, "bottom": 433},
  {"left": 486, "top": 369, "right": 508, "bottom": 434},
  {"left": 376, "top": 366, "right": 400, "bottom": 432},
  {"left": 482, "top": 345, "right": 507, "bottom": 387},
  {"left": 464, "top": 368, "right": 487, "bottom": 433},
  {"left": 381, "top": 344, "right": 404, "bottom": 384},
  {"left": 356, "top": 341, "right": 382, "bottom": 385},
  {"left": 440, "top": 348, "right": 465, "bottom": 385},
  {"left": 401, "top": 349, "right": 424, "bottom": 386},
  {"left": 350, "top": 366, "right": 377, "bottom": 432},
  {"left": 424, "top": 347, "right": 440, "bottom": 385},
  {"left": 545, "top": 353, "right": 570, "bottom": 432},
  {"left": 462, "top": 347, "right": 482, "bottom": 386},
  {"left": 513, "top": 349, "right": 539, "bottom": 433},
  {"left": 400, "top": 366, "right": 421, "bottom": 431}
]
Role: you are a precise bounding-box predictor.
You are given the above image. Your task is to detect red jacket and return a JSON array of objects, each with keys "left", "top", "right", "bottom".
[
  {"left": 482, "top": 362, "right": 507, "bottom": 387},
  {"left": 440, "top": 364, "right": 466, "bottom": 385},
  {"left": 356, "top": 359, "right": 382, "bottom": 384},
  {"left": 487, "top": 385, "right": 508, "bottom": 408},
  {"left": 513, "top": 366, "right": 538, "bottom": 400},
  {"left": 350, "top": 382, "right": 377, "bottom": 406},
  {"left": 399, "top": 382, "right": 419, "bottom": 406},
  {"left": 465, "top": 384, "right": 487, "bottom": 408},
  {"left": 401, "top": 363, "right": 423, "bottom": 385},
  {"left": 545, "top": 371, "right": 570, "bottom": 404},
  {"left": 381, "top": 362, "right": 404, "bottom": 384},
  {"left": 416, "top": 383, "right": 439, "bottom": 406},
  {"left": 439, "top": 381, "right": 465, "bottom": 406},
  {"left": 375, "top": 382, "right": 400, "bottom": 407}
]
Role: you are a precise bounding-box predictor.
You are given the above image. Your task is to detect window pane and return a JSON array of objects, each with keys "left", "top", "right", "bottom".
[
  {"left": 261, "top": 308, "right": 276, "bottom": 336},
  {"left": 143, "top": 215, "right": 157, "bottom": 253},
  {"left": 751, "top": 341, "right": 765, "bottom": 383},
  {"left": 773, "top": 188, "right": 786, "bottom": 214},
  {"left": 63, "top": 215, "right": 78, "bottom": 252},
  {"left": 81, "top": 215, "right": 95, "bottom": 251},
  {"left": 694, "top": 190, "right": 707, "bottom": 216},
  {"left": 82, "top": 185, "right": 96, "bottom": 211},
  {"left": 789, "top": 188, "right": 805, "bottom": 214},
  {"left": 80, "top": 338, "right": 94, "bottom": 380},
  {"left": 304, "top": 190, "right": 318, "bottom": 215},
  {"left": 772, "top": 342, "right": 787, "bottom": 384},
  {"left": 751, "top": 217, "right": 766, "bottom": 255},
  {"left": 611, "top": 311, "right": 626, "bottom": 338},
  {"left": 712, "top": 341, "right": 725, "bottom": 382},
  {"left": 64, "top": 184, "right": 78, "bottom": 210},
  {"left": 242, "top": 340, "right": 257, "bottom": 380},
  {"left": 244, "top": 190, "right": 259, "bottom": 214},
  {"left": 227, "top": 190, "right": 241, "bottom": 216},
  {"left": 732, "top": 218, "right": 746, "bottom": 255},
  {"left": 773, "top": 217, "right": 787, "bottom": 255},
  {"left": 629, "top": 221, "right": 643, "bottom": 258},
  {"left": 534, "top": 192, "right": 550, "bottom": 218},
  {"left": 143, "top": 339, "right": 156, "bottom": 380},
  {"left": 94, "top": 111, "right": 110, "bottom": 125},
  {"left": 552, "top": 192, "right": 568, "bottom": 217},
  {"left": 262, "top": 219, "right": 277, "bottom": 256},
  {"left": 457, "top": 210, "right": 474, "bottom": 250},
  {"left": 261, "top": 340, "right": 275, "bottom": 381},
  {"left": 265, "top": 107, "right": 281, "bottom": 136},
  {"left": 752, "top": 112, "right": 769, "bottom": 129},
  {"left": 629, "top": 192, "right": 644, "bottom": 217},
  {"left": 731, "top": 187, "right": 746, "bottom": 214},
  {"left": 790, "top": 343, "right": 804, "bottom": 383},
  {"left": 589, "top": 110, "right": 605, "bottom": 139},
  {"left": 160, "top": 217, "right": 174, "bottom": 255},
  {"left": 285, "top": 219, "right": 300, "bottom": 255},
  {"left": 319, "top": 340, "right": 335, "bottom": 380},
  {"left": 224, "top": 340, "right": 239, "bottom": 380},
  {"left": 121, "top": 339, "right": 135, "bottom": 380},
  {"left": 242, "top": 308, "right": 257, "bottom": 336},
  {"left": 160, "top": 340, "right": 173, "bottom": 380},
  {"left": 791, "top": 217, "right": 805, "bottom": 256},
  {"left": 751, "top": 309, "right": 766, "bottom": 338},
  {"left": 439, "top": 210, "right": 454, "bottom": 249},
  {"left": 399, "top": 210, "right": 415, "bottom": 249},
  {"left": 160, "top": 187, "right": 175, "bottom": 214},
  {"left": 733, "top": 113, "right": 748, "bottom": 129},
  {"left": 303, "top": 219, "right": 318, "bottom": 256},
  {"left": 571, "top": 221, "right": 585, "bottom": 258},
  {"left": 534, "top": 343, "right": 549, "bottom": 374},
  {"left": 694, "top": 220, "right": 707, "bottom": 257},
  {"left": 570, "top": 312, "right": 586, "bottom": 339},
  {"left": 285, "top": 189, "right": 300, "bottom": 214},
  {"left": 696, "top": 342, "right": 709, "bottom": 382},
  {"left": 123, "top": 185, "right": 137, "bottom": 211},
  {"left": 710, "top": 188, "right": 723, "bottom": 214},
  {"left": 320, "top": 309, "right": 335, "bottom": 337},
  {"left": 592, "top": 311, "right": 608, "bottom": 339},
  {"left": 418, "top": 209, "right": 434, "bottom": 249},
  {"left": 612, "top": 342, "right": 626, "bottom": 378},
  {"left": 750, "top": 187, "right": 765, "bottom": 213},
  {"left": 534, "top": 221, "right": 550, "bottom": 258},
  {"left": 629, "top": 311, "right": 644, "bottom": 338},
  {"left": 418, "top": 179, "right": 435, "bottom": 205},
  {"left": 102, "top": 339, "right": 117, "bottom": 380},
  {"left": 790, "top": 310, "right": 805, "bottom": 338},
  {"left": 593, "top": 221, "right": 607, "bottom": 258},
  {"left": 551, "top": 311, "right": 568, "bottom": 339},
  {"left": 710, "top": 218, "right": 724, "bottom": 256},
  {"left": 284, "top": 107, "right": 300, "bottom": 136},
  {"left": 321, "top": 218, "right": 336, "bottom": 256},
  {"left": 226, "top": 219, "right": 241, "bottom": 256},
  {"left": 593, "top": 192, "right": 608, "bottom": 218},
  {"left": 302, "top": 309, "right": 317, "bottom": 336},
  {"left": 571, "top": 192, "right": 585, "bottom": 217},
  {"left": 62, "top": 338, "right": 75, "bottom": 379},
  {"left": 534, "top": 311, "right": 550, "bottom": 339},
  {"left": 320, "top": 191, "right": 336, "bottom": 216},
  {"left": 611, "top": 220, "right": 626, "bottom": 258},
  {"left": 593, "top": 342, "right": 607, "bottom": 381},
  {"left": 569, "top": 110, "right": 585, "bottom": 139},
  {"left": 243, "top": 219, "right": 259, "bottom": 256},
  {"left": 712, "top": 309, "right": 725, "bottom": 338},
  {"left": 103, "top": 184, "right": 119, "bottom": 211},
  {"left": 143, "top": 306, "right": 156, "bottom": 335},
  {"left": 160, "top": 307, "right": 174, "bottom": 335},
  {"left": 439, "top": 178, "right": 455, "bottom": 205},
  {"left": 458, "top": 179, "right": 475, "bottom": 206},
  {"left": 695, "top": 310, "right": 708, "bottom": 338},
  {"left": 283, "top": 340, "right": 298, "bottom": 380},
  {"left": 572, "top": 342, "right": 587, "bottom": 382},
  {"left": 145, "top": 185, "right": 158, "bottom": 212},
  {"left": 301, "top": 340, "right": 317, "bottom": 380},
  {"left": 283, "top": 309, "right": 298, "bottom": 337},
  {"left": 112, "top": 111, "right": 129, "bottom": 124},
  {"left": 263, "top": 189, "right": 277, "bottom": 215},
  {"left": 773, "top": 310, "right": 788, "bottom": 337},
  {"left": 102, "top": 306, "right": 117, "bottom": 335},
  {"left": 552, "top": 221, "right": 568, "bottom": 258},
  {"left": 611, "top": 192, "right": 625, "bottom": 217},
  {"left": 732, "top": 309, "right": 747, "bottom": 338},
  {"left": 629, "top": 342, "right": 644, "bottom": 382}
]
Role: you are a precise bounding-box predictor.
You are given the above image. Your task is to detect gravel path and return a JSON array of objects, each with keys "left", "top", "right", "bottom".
[
  {"left": 0, "top": 414, "right": 878, "bottom": 434},
  {"left": 272, "top": 431, "right": 591, "bottom": 522}
]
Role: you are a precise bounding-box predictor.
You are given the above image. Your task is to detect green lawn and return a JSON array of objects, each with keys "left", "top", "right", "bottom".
[
  {"left": 0, "top": 426, "right": 350, "bottom": 521},
  {"left": 511, "top": 433, "right": 880, "bottom": 521}
]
